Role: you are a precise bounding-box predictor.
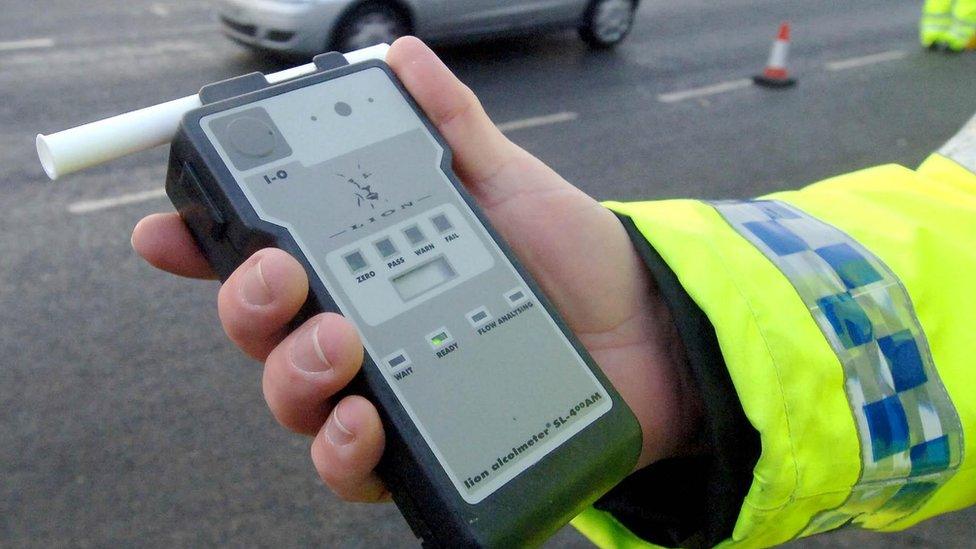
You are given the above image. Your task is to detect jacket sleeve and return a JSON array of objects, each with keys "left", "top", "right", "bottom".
[{"left": 572, "top": 116, "right": 976, "bottom": 548}]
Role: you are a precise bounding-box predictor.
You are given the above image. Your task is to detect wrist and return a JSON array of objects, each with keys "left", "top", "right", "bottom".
[{"left": 634, "top": 287, "right": 707, "bottom": 468}]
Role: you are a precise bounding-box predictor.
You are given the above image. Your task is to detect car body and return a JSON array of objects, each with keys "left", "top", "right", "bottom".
[{"left": 216, "top": 0, "right": 637, "bottom": 57}]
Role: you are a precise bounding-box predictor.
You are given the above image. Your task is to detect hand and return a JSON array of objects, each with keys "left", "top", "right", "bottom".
[{"left": 131, "top": 37, "right": 703, "bottom": 503}]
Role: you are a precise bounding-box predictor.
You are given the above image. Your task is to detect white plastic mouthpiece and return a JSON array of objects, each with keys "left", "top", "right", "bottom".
[{"left": 36, "top": 43, "right": 390, "bottom": 180}]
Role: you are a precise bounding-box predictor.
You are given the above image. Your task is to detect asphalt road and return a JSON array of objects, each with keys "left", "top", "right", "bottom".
[{"left": 2, "top": 1, "right": 974, "bottom": 547}]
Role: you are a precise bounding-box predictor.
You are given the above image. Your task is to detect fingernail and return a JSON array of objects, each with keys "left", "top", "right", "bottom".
[
  {"left": 240, "top": 258, "right": 273, "bottom": 306},
  {"left": 290, "top": 323, "right": 332, "bottom": 374},
  {"left": 325, "top": 403, "right": 355, "bottom": 446}
]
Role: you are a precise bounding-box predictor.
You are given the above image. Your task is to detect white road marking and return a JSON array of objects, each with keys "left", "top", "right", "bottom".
[
  {"left": 497, "top": 111, "right": 578, "bottom": 132},
  {"left": 0, "top": 38, "right": 55, "bottom": 52},
  {"left": 150, "top": 3, "right": 171, "bottom": 17},
  {"left": 1, "top": 39, "right": 212, "bottom": 81},
  {"left": 657, "top": 78, "right": 753, "bottom": 104},
  {"left": 825, "top": 50, "right": 908, "bottom": 71},
  {"left": 68, "top": 188, "right": 167, "bottom": 214}
]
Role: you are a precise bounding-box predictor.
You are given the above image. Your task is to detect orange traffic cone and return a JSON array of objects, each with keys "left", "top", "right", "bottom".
[{"left": 754, "top": 22, "right": 796, "bottom": 88}]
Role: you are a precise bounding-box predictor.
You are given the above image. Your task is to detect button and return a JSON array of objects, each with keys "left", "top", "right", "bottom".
[
  {"left": 426, "top": 327, "right": 454, "bottom": 350},
  {"left": 382, "top": 350, "right": 411, "bottom": 370},
  {"left": 467, "top": 306, "right": 492, "bottom": 328},
  {"left": 344, "top": 250, "right": 368, "bottom": 273},
  {"left": 374, "top": 237, "right": 398, "bottom": 258},
  {"left": 431, "top": 213, "right": 453, "bottom": 234},
  {"left": 505, "top": 287, "right": 528, "bottom": 306},
  {"left": 209, "top": 107, "right": 292, "bottom": 171},
  {"left": 403, "top": 225, "right": 426, "bottom": 246},
  {"left": 227, "top": 116, "right": 278, "bottom": 158}
]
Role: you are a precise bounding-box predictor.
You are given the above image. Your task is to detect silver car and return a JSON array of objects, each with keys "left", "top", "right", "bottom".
[{"left": 216, "top": 0, "right": 638, "bottom": 57}]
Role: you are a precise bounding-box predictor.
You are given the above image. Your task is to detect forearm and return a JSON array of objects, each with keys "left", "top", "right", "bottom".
[{"left": 575, "top": 117, "right": 976, "bottom": 548}]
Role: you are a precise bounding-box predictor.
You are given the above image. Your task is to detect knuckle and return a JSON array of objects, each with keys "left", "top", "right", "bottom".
[
  {"left": 273, "top": 408, "right": 317, "bottom": 436},
  {"left": 262, "top": 348, "right": 329, "bottom": 435}
]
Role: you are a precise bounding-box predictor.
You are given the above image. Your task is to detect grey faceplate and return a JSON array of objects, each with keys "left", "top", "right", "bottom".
[{"left": 201, "top": 67, "right": 611, "bottom": 503}]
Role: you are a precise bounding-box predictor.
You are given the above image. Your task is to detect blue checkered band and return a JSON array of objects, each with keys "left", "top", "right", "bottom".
[{"left": 711, "top": 200, "right": 963, "bottom": 535}]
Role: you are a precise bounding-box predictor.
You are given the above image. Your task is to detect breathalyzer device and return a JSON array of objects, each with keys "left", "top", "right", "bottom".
[{"left": 36, "top": 45, "right": 641, "bottom": 547}]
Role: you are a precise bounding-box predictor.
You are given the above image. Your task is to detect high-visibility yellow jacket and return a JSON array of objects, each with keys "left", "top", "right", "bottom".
[
  {"left": 921, "top": 0, "right": 976, "bottom": 50},
  {"left": 573, "top": 115, "right": 976, "bottom": 548}
]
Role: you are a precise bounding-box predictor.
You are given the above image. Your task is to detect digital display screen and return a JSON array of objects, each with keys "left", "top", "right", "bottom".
[{"left": 392, "top": 256, "right": 457, "bottom": 301}]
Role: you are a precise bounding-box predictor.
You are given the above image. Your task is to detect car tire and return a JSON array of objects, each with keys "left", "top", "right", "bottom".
[
  {"left": 332, "top": 2, "right": 410, "bottom": 53},
  {"left": 579, "top": 0, "right": 636, "bottom": 49}
]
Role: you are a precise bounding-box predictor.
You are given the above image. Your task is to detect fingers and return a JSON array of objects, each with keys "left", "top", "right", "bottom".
[
  {"left": 131, "top": 213, "right": 216, "bottom": 279},
  {"left": 262, "top": 313, "right": 383, "bottom": 502},
  {"left": 262, "top": 313, "right": 364, "bottom": 435},
  {"left": 217, "top": 248, "right": 309, "bottom": 360},
  {"left": 386, "top": 37, "right": 528, "bottom": 200},
  {"left": 311, "top": 395, "right": 388, "bottom": 502}
]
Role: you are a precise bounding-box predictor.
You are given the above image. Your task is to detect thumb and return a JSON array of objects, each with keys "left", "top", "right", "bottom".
[{"left": 385, "top": 36, "right": 532, "bottom": 203}]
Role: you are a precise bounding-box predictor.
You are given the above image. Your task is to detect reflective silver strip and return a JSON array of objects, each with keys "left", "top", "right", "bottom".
[
  {"left": 710, "top": 200, "right": 963, "bottom": 536},
  {"left": 949, "top": 19, "right": 976, "bottom": 35},
  {"left": 948, "top": 22, "right": 976, "bottom": 41},
  {"left": 939, "top": 112, "right": 976, "bottom": 174}
]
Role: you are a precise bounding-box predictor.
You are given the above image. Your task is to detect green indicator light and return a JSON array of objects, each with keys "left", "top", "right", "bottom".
[{"left": 431, "top": 332, "right": 448, "bottom": 346}]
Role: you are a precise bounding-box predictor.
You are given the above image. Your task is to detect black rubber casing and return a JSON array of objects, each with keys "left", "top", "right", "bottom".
[{"left": 165, "top": 58, "right": 642, "bottom": 548}]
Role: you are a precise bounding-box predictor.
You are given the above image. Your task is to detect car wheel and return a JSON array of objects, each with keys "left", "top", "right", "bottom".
[
  {"left": 332, "top": 2, "right": 410, "bottom": 53},
  {"left": 579, "top": 0, "right": 636, "bottom": 49}
]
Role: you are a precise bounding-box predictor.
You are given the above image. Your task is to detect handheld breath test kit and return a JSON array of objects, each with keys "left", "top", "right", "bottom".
[{"left": 37, "top": 45, "right": 641, "bottom": 547}]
